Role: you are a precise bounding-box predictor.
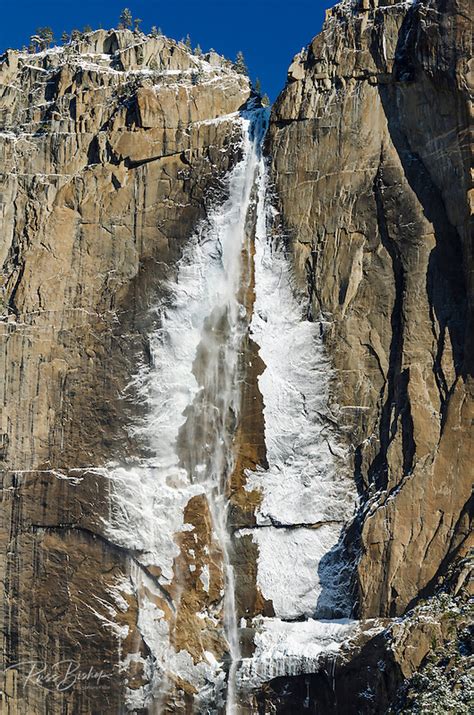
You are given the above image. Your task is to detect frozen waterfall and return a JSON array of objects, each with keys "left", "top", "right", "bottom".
[{"left": 103, "top": 103, "right": 357, "bottom": 712}]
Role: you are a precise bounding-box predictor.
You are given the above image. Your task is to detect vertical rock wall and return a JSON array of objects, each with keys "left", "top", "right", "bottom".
[
  {"left": 0, "top": 30, "right": 250, "bottom": 713},
  {"left": 0, "top": 3, "right": 472, "bottom": 712},
  {"left": 268, "top": 0, "right": 472, "bottom": 620}
]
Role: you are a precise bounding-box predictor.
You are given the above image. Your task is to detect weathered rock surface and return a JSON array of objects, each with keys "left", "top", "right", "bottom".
[
  {"left": 269, "top": 0, "right": 472, "bottom": 615},
  {"left": 1, "top": 1, "right": 472, "bottom": 712},
  {"left": 266, "top": 0, "right": 473, "bottom": 709},
  {"left": 0, "top": 29, "right": 250, "bottom": 713}
]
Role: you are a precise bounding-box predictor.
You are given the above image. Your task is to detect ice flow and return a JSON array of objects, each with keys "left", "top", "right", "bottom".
[{"left": 105, "top": 103, "right": 357, "bottom": 712}]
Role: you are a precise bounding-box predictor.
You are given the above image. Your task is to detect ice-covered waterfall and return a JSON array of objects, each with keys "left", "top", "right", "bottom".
[
  {"left": 172, "top": 106, "right": 269, "bottom": 713},
  {"left": 242, "top": 150, "right": 357, "bottom": 620},
  {"left": 234, "top": 131, "right": 358, "bottom": 696},
  {"left": 104, "top": 106, "right": 270, "bottom": 711},
  {"left": 104, "top": 102, "right": 357, "bottom": 712}
]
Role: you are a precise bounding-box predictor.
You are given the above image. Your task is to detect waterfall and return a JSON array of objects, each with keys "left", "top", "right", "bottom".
[
  {"left": 174, "top": 106, "right": 268, "bottom": 712},
  {"left": 104, "top": 103, "right": 357, "bottom": 712},
  {"left": 104, "top": 105, "right": 269, "bottom": 711}
]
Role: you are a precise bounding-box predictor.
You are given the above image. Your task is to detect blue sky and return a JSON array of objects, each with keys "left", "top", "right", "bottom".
[{"left": 0, "top": 0, "right": 334, "bottom": 100}]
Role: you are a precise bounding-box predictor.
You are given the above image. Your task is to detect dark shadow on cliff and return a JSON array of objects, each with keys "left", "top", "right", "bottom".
[
  {"left": 315, "top": 514, "right": 361, "bottom": 620},
  {"left": 374, "top": 6, "right": 468, "bottom": 383},
  {"left": 254, "top": 630, "right": 404, "bottom": 714}
]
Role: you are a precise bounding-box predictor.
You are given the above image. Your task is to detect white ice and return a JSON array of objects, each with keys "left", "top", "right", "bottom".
[
  {"left": 103, "top": 109, "right": 266, "bottom": 709},
  {"left": 238, "top": 616, "right": 358, "bottom": 689},
  {"left": 242, "top": 158, "right": 357, "bottom": 620}
]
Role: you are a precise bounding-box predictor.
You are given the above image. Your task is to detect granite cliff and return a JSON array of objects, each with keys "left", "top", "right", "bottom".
[
  {"left": 0, "top": 29, "right": 252, "bottom": 713},
  {"left": 265, "top": 0, "right": 472, "bottom": 710},
  {"left": 0, "top": 1, "right": 472, "bottom": 713},
  {"left": 269, "top": 0, "right": 472, "bottom": 620}
]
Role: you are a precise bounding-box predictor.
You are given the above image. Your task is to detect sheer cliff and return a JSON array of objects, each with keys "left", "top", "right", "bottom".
[
  {"left": 0, "top": 29, "right": 251, "bottom": 713},
  {"left": 265, "top": 0, "right": 472, "bottom": 710},
  {"left": 0, "top": 1, "right": 472, "bottom": 714},
  {"left": 269, "top": 0, "right": 472, "bottom": 614}
]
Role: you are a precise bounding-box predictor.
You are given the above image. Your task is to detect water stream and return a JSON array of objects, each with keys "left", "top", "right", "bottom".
[{"left": 175, "top": 106, "right": 268, "bottom": 712}]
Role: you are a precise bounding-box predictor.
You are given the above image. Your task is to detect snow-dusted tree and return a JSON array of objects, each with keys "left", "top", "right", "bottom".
[
  {"left": 254, "top": 77, "right": 262, "bottom": 94},
  {"left": 61, "top": 31, "right": 69, "bottom": 44},
  {"left": 194, "top": 43, "right": 202, "bottom": 56},
  {"left": 133, "top": 18, "right": 142, "bottom": 32},
  {"left": 33, "top": 27, "right": 54, "bottom": 51},
  {"left": 83, "top": 24, "right": 93, "bottom": 33},
  {"left": 262, "top": 93, "right": 270, "bottom": 107},
  {"left": 185, "top": 34, "right": 192, "bottom": 50},
  {"left": 119, "top": 8, "right": 133, "bottom": 29},
  {"left": 234, "top": 50, "right": 248, "bottom": 75}
]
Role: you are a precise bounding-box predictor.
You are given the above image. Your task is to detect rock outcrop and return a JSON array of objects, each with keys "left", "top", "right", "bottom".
[
  {"left": 0, "top": 29, "right": 250, "bottom": 713},
  {"left": 266, "top": 0, "right": 473, "bottom": 709}
]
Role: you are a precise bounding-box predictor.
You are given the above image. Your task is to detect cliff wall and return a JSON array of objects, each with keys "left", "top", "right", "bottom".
[
  {"left": 268, "top": 0, "right": 472, "bottom": 620},
  {"left": 0, "top": 29, "right": 250, "bottom": 713},
  {"left": 0, "top": 3, "right": 472, "bottom": 712}
]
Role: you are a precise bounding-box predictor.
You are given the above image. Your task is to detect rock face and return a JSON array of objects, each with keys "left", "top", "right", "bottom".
[
  {"left": 0, "top": 29, "right": 250, "bottom": 713},
  {"left": 268, "top": 0, "right": 472, "bottom": 618},
  {"left": 1, "top": 2, "right": 472, "bottom": 713},
  {"left": 264, "top": 0, "right": 473, "bottom": 709}
]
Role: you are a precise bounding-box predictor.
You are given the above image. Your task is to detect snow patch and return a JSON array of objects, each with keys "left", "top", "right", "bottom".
[
  {"left": 122, "top": 563, "right": 227, "bottom": 711},
  {"left": 238, "top": 617, "right": 358, "bottom": 689},
  {"left": 103, "top": 465, "right": 203, "bottom": 582},
  {"left": 200, "top": 564, "right": 210, "bottom": 593},
  {"left": 239, "top": 525, "right": 342, "bottom": 619}
]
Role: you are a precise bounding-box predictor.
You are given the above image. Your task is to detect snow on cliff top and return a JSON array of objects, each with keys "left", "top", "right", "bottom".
[{"left": 3, "top": 28, "right": 245, "bottom": 84}]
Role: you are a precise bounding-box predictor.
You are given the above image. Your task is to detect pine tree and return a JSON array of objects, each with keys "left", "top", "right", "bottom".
[
  {"left": 133, "top": 18, "right": 142, "bottom": 32},
  {"left": 119, "top": 8, "right": 133, "bottom": 29},
  {"left": 61, "top": 31, "right": 70, "bottom": 44},
  {"left": 185, "top": 34, "right": 192, "bottom": 50},
  {"left": 255, "top": 77, "right": 262, "bottom": 94},
  {"left": 150, "top": 25, "right": 162, "bottom": 37},
  {"left": 70, "top": 29, "right": 81, "bottom": 41},
  {"left": 34, "top": 27, "right": 54, "bottom": 51},
  {"left": 262, "top": 93, "right": 270, "bottom": 107},
  {"left": 194, "top": 43, "right": 202, "bottom": 57},
  {"left": 83, "top": 24, "right": 93, "bottom": 33},
  {"left": 234, "top": 50, "right": 248, "bottom": 75}
]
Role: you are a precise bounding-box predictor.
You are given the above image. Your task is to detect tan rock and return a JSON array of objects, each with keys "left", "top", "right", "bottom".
[
  {"left": 268, "top": 0, "right": 473, "bottom": 626},
  {"left": 0, "top": 29, "right": 250, "bottom": 713}
]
